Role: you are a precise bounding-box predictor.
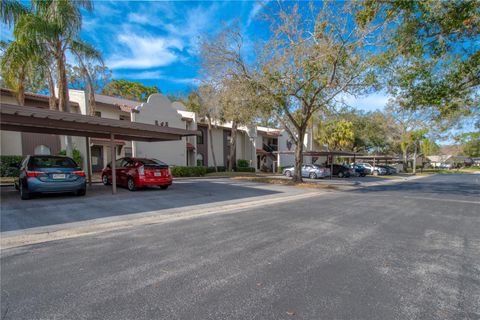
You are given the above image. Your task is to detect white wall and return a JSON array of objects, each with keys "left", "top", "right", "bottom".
[
  {"left": 207, "top": 128, "right": 224, "bottom": 167},
  {"left": 132, "top": 94, "right": 187, "bottom": 166}
]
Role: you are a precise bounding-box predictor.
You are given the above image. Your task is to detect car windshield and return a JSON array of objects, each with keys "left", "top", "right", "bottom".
[
  {"left": 31, "top": 156, "right": 77, "bottom": 168},
  {"left": 137, "top": 158, "right": 167, "bottom": 166}
]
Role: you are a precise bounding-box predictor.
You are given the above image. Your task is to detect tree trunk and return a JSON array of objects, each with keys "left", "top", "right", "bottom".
[
  {"left": 46, "top": 67, "right": 57, "bottom": 110},
  {"left": 412, "top": 142, "right": 417, "bottom": 175},
  {"left": 86, "top": 73, "right": 96, "bottom": 116},
  {"left": 293, "top": 125, "right": 307, "bottom": 183},
  {"left": 228, "top": 121, "right": 238, "bottom": 172},
  {"left": 16, "top": 68, "right": 25, "bottom": 106},
  {"left": 55, "top": 44, "right": 73, "bottom": 157},
  {"left": 207, "top": 117, "right": 218, "bottom": 172}
]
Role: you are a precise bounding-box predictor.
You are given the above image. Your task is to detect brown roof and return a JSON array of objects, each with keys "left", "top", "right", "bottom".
[
  {"left": 0, "top": 88, "right": 80, "bottom": 108},
  {"left": 0, "top": 103, "right": 199, "bottom": 142}
]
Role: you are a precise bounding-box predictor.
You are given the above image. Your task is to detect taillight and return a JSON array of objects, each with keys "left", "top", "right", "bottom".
[
  {"left": 138, "top": 165, "right": 145, "bottom": 176},
  {"left": 26, "top": 171, "right": 46, "bottom": 177},
  {"left": 72, "top": 171, "right": 86, "bottom": 177}
]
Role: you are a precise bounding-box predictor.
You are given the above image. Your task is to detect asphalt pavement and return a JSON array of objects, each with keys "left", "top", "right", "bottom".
[{"left": 1, "top": 174, "right": 479, "bottom": 320}]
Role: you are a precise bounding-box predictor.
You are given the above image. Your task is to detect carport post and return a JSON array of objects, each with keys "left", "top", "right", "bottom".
[
  {"left": 85, "top": 136, "right": 92, "bottom": 186},
  {"left": 110, "top": 133, "right": 117, "bottom": 194}
]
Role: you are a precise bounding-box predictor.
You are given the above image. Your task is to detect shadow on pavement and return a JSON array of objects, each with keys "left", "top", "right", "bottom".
[{"left": 0, "top": 179, "right": 280, "bottom": 232}]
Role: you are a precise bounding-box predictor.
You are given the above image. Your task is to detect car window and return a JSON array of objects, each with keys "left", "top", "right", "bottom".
[
  {"left": 115, "top": 159, "right": 124, "bottom": 167},
  {"left": 31, "top": 156, "right": 77, "bottom": 168},
  {"left": 137, "top": 158, "right": 167, "bottom": 166}
]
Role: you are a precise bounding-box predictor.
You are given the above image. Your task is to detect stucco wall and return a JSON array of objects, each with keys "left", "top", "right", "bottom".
[
  {"left": 132, "top": 94, "right": 187, "bottom": 166},
  {"left": 0, "top": 131, "right": 22, "bottom": 155},
  {"left": 206, "top": 128, "right": 225, "bottom": 167}
]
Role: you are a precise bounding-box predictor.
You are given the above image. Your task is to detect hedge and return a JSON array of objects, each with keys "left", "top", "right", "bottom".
[
  {"left": 206, "top": 166, "right": 226, "bottom": 173},
  {"left": 235, "top": 167, "right": 256, "bottom": 173},
  {"left": 58, "top": 148, "right": 83, "bottom": 167},
  {"left": 171, "top": 166, "right": 207, "bottom": 177},
  {"left": 237, "top": 159, "right": 249, "bottom": 168},
  {"left": 0, "top": 155, "right": 23, "bottom": 177}
]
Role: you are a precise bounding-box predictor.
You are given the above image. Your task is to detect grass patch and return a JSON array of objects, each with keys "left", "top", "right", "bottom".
[
  {"left": 418, "top": 168, "right": 480, "bottom": 174},
  {"left": 206, "top": 171, "right": 258, "bottom": 177},
  {"left": 232, "top": 176, "right": 338, "bottom": 190}
]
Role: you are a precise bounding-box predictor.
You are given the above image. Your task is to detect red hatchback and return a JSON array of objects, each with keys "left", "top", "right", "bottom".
[{"left": 102, "top": 157, "right": 172, "bottom": 191}]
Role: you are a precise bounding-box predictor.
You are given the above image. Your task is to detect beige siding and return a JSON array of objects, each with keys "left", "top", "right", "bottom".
[{"left": 0, "top": 130, "right": 22, "bottom": 155}]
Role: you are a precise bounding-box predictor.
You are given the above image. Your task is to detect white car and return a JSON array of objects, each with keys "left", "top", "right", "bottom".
[{"left": 355, "top": 163, "right": 387, "bottom": 175}]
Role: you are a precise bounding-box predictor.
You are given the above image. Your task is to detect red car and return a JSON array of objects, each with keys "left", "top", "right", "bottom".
[{"left": 102, "top": 157, "right": 172, "bottom": 191}]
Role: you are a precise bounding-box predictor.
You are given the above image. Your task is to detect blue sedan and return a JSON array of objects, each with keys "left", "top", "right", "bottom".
[{"left": 14, "top": 155, "right": 86, "bottom": 200}]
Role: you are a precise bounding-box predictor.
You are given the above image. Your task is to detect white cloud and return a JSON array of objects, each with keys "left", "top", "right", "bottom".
[
  {"left": 343, "top": 93, "right": 392, "bottom": 112},
  {"left": 107, "top": 33, "right": 184, "bottom": 69},
  {"left": 247, "top": 1, "right": 270, "bottom": 26},
  {"left": 116, "top": 71, "right": 163, "bottom": 80}
]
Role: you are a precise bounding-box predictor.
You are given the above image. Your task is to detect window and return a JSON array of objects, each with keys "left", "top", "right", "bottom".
[
  {"left": 34, "top": 145, "right": 51, "bottom": 155},
  {"left": 119, "top": 115, "right": 129, "bottom": 121},
  {"left": 197, "top": 129, "right": 204, "bottom": 145},
  {"left": 196, "top": 153, "right": 204, "bottom": 166},
  {"left": 31, "top": 156, "right": 77, "bottom": 168},
  {"left": 94, "top": 111, "right": 102, "bottom": 117},
  {"left": 124, "top": 147, "right": 132, "bottom": 157}
]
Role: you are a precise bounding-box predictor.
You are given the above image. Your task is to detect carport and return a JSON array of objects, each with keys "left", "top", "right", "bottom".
[
  {"left": 274, "top": 150, "right": 359, "bottom": 178},
  {"left": 0, "top": 103, "right": 199, "bottom": 194}
]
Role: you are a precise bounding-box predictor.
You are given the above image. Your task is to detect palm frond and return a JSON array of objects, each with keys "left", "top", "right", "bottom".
[{"left": 0, "top": 0, "right": 28, "bottom": 26}]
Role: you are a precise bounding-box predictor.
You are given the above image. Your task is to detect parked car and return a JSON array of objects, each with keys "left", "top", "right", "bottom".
[
  {"left": 330, "top": 164, "right": 353, "bottom": 178},
  {"left": 376, "top": 165, "right": 396, "bottom": 175},
  {"left": 355, "top": 163, "right": 387, "bottom": 175},
  {"left": 439, "top": 163, "right": 454, "bottom": 169},
  {"left": 13, "top": 155, "right": 86, "bottom": 200},
  {"left": 102, "top": 157, "right": 172, "bottom": 191},
  {"left": 282, "top": 164, "right": 330, "bottom": 179},
  {"left": 348, "top": 164, "right": 367, "bottom": 177}
]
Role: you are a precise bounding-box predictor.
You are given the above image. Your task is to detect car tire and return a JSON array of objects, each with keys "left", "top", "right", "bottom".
[
  {"left": 127, "top": 177, "right": 136, "bottom": 191},
  {"left": 309, "top": 172, "right": 317, "bottom": 179},
  {"left": 102, "top": 174, "right": 110, "bottom": 185},
  {"left": 76, "top": 189, "right": 86, "bottom": 196},
  {"left": 338, "top": 171, "right": 344, "bottom": 178},
  {"left": 285, "top": 170, "right": 292, "bottom": 177},
  {"left": 20, "top": 181, "right": 31, "bottom": 200},
  {"left": 160, "top": 185, "right": 169, "bottom": 190}
]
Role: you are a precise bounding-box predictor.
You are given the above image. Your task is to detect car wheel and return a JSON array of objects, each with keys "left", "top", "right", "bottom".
[
  {"left": 285, "top": 170, "right": 292, "bottom": 177},
  {"left": 309, "top": 172, "right": 317, "bottom": 179},
  {"left": 76, "top": 188, "right": 86, "bottom": 196},
  {"left": 127, "top": 177, "right": 136, "bottom": 191},
  {"left": 20, "top": 181, "right": 31, "bottom": 200},
  {"left": 160, "top": 185, "right": 169, "bottom": 190},
  {"left": 102, "top": 174, "right": 110, "bottom": 185},
  {"left": 338, "top": 171, "right": 344, "bottom": 178}
]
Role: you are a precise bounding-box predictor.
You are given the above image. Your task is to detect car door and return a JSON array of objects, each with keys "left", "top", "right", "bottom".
[
  {"left": 301, "top": 165, "right": 308, "bottom": 177},
  {"left": 115, "top": 158, "right": 126, "bottom": 186}
]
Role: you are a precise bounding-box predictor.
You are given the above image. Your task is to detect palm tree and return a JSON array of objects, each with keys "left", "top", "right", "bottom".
[
  {"left": 13, "top": 0, "right": 94, "bottom": 112},
  {"left": 70, "top": 40, "right": 104, "bottom": 116}
]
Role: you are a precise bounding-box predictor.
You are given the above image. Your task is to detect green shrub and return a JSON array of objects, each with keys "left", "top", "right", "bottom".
[
  {"left": 206, "top": 166, "right": 226, "bottom": 173},
  {"left": 171, "top": 166, "right": 207, "bottom": 177},
  {"left": 58, "top": 148, "right": 83, "bottom": 167},
  {"left": 236, "top": 167, "right": 256, "bottom": 173},
  {"left": 0, "top": 155, "right": 23, "bottom": 177},
  {"left": 237, "top": 159, "right": 249, "bottom": 168}
]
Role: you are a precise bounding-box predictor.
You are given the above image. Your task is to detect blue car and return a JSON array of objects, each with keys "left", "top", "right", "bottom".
[{"left": 14, "top": 155, "right": 86, "bottom": 200}]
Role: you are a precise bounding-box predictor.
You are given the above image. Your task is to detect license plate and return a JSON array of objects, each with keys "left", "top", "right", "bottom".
[
  {"left": 154, "top": 171, "right": 161, "bottom": 177},
  {"left": 52, "top": 174, "right": 66, "bottom": 179}
]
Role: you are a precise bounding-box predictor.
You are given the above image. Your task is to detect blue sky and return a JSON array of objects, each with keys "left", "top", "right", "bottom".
[{"left": 0, "top": 1, "right": 390, "bottom": 112}]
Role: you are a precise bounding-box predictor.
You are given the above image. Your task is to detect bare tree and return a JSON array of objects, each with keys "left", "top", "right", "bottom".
[
  {"left": 249, "top": 2, "right": 384, "bottom": 182},
  {"left": 186, "top": 84, "right": 221, "bottom": 171}
]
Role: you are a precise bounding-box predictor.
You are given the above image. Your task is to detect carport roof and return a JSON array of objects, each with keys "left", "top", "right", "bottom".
[
  {"left": 0, "top": 103, "right": 199, "bottom": 141},
  {"left": 274, "top": 150, "right": 359, "bottom": 157}
]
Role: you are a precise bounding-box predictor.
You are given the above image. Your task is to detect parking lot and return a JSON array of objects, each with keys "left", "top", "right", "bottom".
[{"left": 0, "top": 178, "right": 315, "bottom": 233}]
